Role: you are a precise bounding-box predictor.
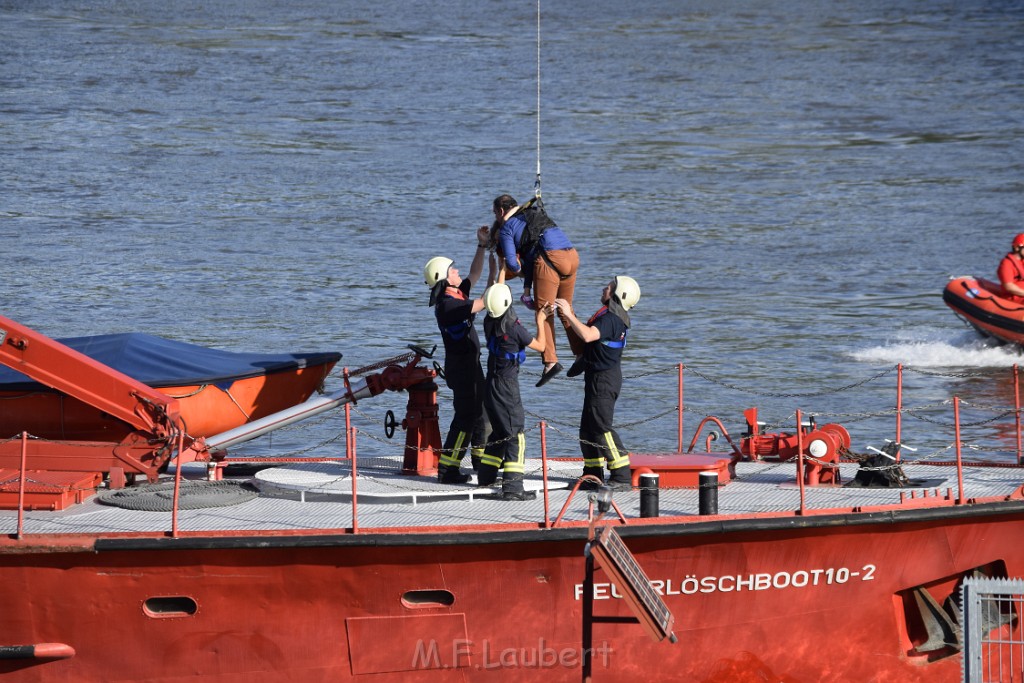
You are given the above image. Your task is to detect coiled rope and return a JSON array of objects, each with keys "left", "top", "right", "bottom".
[{"left": 97, "top": 480, "right": 257, "bottom": 511}]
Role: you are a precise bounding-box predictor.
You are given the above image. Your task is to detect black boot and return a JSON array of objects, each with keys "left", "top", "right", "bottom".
[
  {"left": 578, "top": 466, "right": 605, "bottom": 491},
  {"left": 607, "top": 466, "right": 632, "bottom": 491},
  {"left": 440, "top": 467, "right": 471, "bottom": 484},
  {"left": 500, "top": 472, "right": 535, "bottom": 501},
  {"left": 476, "top": 463, "right": 500, "bottom": 488}
]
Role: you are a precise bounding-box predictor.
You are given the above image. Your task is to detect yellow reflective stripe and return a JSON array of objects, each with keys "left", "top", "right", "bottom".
[
  {"left": 480, "top": 454, "right": 504, "bottom": 468},
  {"left": 603, "top": 432, "right": 630, "bottom": 470},
  {"left": 439, "top": 431, "right": 468, "bottom": 468},
  {"left": 452, "top": 430, "right": 467, "bottom": 456},
  {"left": 583, "top": 457, "right": 605, "bottom": 468},
  {"left": 503, "top": 433, "right": 527, "bottom": 473},
  {"left": 471, "top": 447, "right": 486, "bottom": 458}
]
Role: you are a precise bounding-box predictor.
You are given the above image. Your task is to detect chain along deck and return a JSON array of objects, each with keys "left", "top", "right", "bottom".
[{"left": 2, "top": 455, "right": 1021, "bottom": 536}]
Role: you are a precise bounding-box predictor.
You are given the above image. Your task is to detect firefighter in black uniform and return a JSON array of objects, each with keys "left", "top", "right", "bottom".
[
  {"left": 553, "top": 276, "right": 641, "bottom": 490},
  {"left": 423, "top": 227, "right": 493, "bottom": 484},
  {"left": 479, "top": 282, "right": 545, "bottom": 500}
]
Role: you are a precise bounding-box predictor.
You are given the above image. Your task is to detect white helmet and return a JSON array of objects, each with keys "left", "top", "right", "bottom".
[
  {"left": 423, "top": 257, "right": 453, "bottom": 287},
  {"left": 612, "top": 276, "right": 641, "bottom": 311},
  {"left": 483, "top": 283, "right": 513, "bottom": 318}
]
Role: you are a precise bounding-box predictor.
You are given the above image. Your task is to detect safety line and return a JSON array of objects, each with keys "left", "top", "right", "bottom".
[{"left": 535, "top": 0, "right": 542, "bottom": 198}]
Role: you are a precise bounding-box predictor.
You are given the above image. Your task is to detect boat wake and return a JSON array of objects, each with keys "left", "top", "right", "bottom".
[{"left": 851, "top": 329, "right": 1023, "bottom": 368}]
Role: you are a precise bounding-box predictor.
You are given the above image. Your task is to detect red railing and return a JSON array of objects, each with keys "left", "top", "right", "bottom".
[{"left": 8, "top": 363, "right": 1024, "bottom": 538}]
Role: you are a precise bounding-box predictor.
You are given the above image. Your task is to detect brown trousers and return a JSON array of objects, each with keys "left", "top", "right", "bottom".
[{"left": 532, "top": 248, "right": 580, "bottom": 365}]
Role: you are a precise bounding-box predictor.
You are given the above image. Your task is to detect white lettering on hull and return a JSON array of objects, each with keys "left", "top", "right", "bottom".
[{"left": 573, "top": 564, "right": 877, "bottom": 600}]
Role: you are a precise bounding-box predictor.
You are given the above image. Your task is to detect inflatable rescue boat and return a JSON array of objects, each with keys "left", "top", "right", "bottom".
[{"left": 943, "top": 276, "right": 1024, "bottom": 345}]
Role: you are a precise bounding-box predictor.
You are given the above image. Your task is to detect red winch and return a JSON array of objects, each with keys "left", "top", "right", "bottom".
[{"left": 740, "top": 407, "right": 851, "bottom": 485}]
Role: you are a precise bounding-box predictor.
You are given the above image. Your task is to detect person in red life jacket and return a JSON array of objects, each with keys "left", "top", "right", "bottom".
[
  {"left": 491, "top": 194, "right": 579, "bottom": 388},
  {"left": 998, "top": 233, "right": 1024, "bottom": 302},
  {"left": 478, "top": 282, "right": 546, "bottom": 500},
  {"left": 423, "top": 226, "right": 495, "bottom": 484},
  {"left": 552, "top": 276, "right": 641, "bottom": 490}
]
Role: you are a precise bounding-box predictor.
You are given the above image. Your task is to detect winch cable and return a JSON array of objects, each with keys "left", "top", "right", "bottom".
[{"left": 534, "top": 0, "right": 542, "bottom": 199}]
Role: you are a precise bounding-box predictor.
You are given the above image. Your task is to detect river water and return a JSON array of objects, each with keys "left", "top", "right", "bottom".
[{"left": 3, "top": 1, "right": 1024, "bottom": 459}]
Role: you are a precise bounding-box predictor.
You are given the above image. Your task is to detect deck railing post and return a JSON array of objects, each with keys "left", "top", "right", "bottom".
[
  {"left": 16, "top": 431, "right": 27, "bottom": 539},
  {"left": 540, "top": 420, "right": 550, "bottom": 528},
  {"left": 953, "top": 397, "right": 965, "bottom": 504},
  {"left": 171, "top": 430, "right": 185, "bottom": 538},
  {"left": 345, "top": 404, "right": 352, "bottom": 460},
  {"left": 796, "top": 409, "right": 806, "bottom": 515},
  {"left": 896, "top": 364, "right": 903, "bottom": 462},
  {"left": 677, "top": 363, "right": 684, "bottom": 454},
  {"left": 343, "top": 367, "right": 352, "bottom": 460},
  {"left": 351, "top": 430, "right": 359, "bottom": 534},
  {"left": 1014, "top": 365, "right": 1022, "bottom": 466}
]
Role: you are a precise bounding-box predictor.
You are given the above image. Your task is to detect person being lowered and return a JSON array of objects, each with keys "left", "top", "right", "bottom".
[
  {"left": 552, "top": 276, "right": 641, "bottom": 491},
  {"left": 423, "top": 226, "right": 494, "bottom": 484},
  {"left": 479, "top": 282, "right": 546, "bottom": 500},
  {"left": 491, "top": 194, "right": 579, "bottom": 388}
]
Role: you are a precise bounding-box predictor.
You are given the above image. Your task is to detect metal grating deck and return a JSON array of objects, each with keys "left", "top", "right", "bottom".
[{"left": 0, "top": 457, "right": 1021, "bottom": 537}]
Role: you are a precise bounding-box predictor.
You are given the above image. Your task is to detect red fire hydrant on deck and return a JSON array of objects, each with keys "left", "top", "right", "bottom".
[
  {"left": 365, "top": 352, "right": 446, "bottom": 477},
  {"left": 400, "top": 379, "right": 443, "bottom": 476}
]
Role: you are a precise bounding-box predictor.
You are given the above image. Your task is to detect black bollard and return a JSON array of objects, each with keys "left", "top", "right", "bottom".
[
  {"left": 639, "top": 473, "right": 659, "bottom": 518},
  {"left": 698, "top": 471, "right": 718, "bottom": 516}
]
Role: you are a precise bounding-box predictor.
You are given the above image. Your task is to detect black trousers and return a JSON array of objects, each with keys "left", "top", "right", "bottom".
[
  {"left": 439, "top": 353, "right": 488, "bottom": 469},
  {"left": 482, "top": 372, "right": 524, "bottom": 464},
  {"left": 580, "top": 367, "right": 629, "bottom": 472}
]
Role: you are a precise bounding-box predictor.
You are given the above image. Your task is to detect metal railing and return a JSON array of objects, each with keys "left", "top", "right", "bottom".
[
  {"left": 962, "top": 577, "right": 1024, "bottom": 683},
  {"left": 6, "top": 362, "right": 1024, "bottom": 538}
]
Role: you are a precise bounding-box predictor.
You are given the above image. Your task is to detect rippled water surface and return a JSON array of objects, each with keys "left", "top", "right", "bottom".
[{"left": 3, "top": 1, "right": 1024, "bottom": 457}]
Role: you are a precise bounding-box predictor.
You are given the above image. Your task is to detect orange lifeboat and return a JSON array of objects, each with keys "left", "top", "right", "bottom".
[
  {"left": 0, "top": 333, "right": 341, "bottom": 441},
  {"left": 943, "top": 276, "right": 1024, "bottom": 345}
]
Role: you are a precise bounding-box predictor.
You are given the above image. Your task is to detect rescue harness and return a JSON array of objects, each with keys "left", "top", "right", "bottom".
[
  {"left": 437, "top": 286, "right": 473, "bottom": 341},
  {"left": 603, "top": 334, "right": 627, "bottom": 349},
  {"left": 487, "top": 335, "right": 527, "bottom": 365},
  {"left": 515, "top": 198, "right": 570, "bottom": 281},
  {"left": 589, "top": 307, "right": 629, "bottom": 348},
  {"left": 442, "top": 319, "right": 472, "bottom": 341}
]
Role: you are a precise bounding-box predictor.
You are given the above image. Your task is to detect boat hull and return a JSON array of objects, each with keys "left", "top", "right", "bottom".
[
  {"left": 943, "top": 276, "right": 1024, "bottom": 345},
  {"left": 2, "top": 505, "right": 1021, "bottom": 682}
]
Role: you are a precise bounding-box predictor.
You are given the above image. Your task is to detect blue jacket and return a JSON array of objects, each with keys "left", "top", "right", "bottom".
[{"left": 499, "top": 215, "right": 573, "bottom": 289}]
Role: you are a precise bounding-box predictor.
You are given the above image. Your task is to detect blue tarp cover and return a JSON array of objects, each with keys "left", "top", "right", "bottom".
[{"left": 0, "top": 333, "right": 342, "bottom": 391}]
